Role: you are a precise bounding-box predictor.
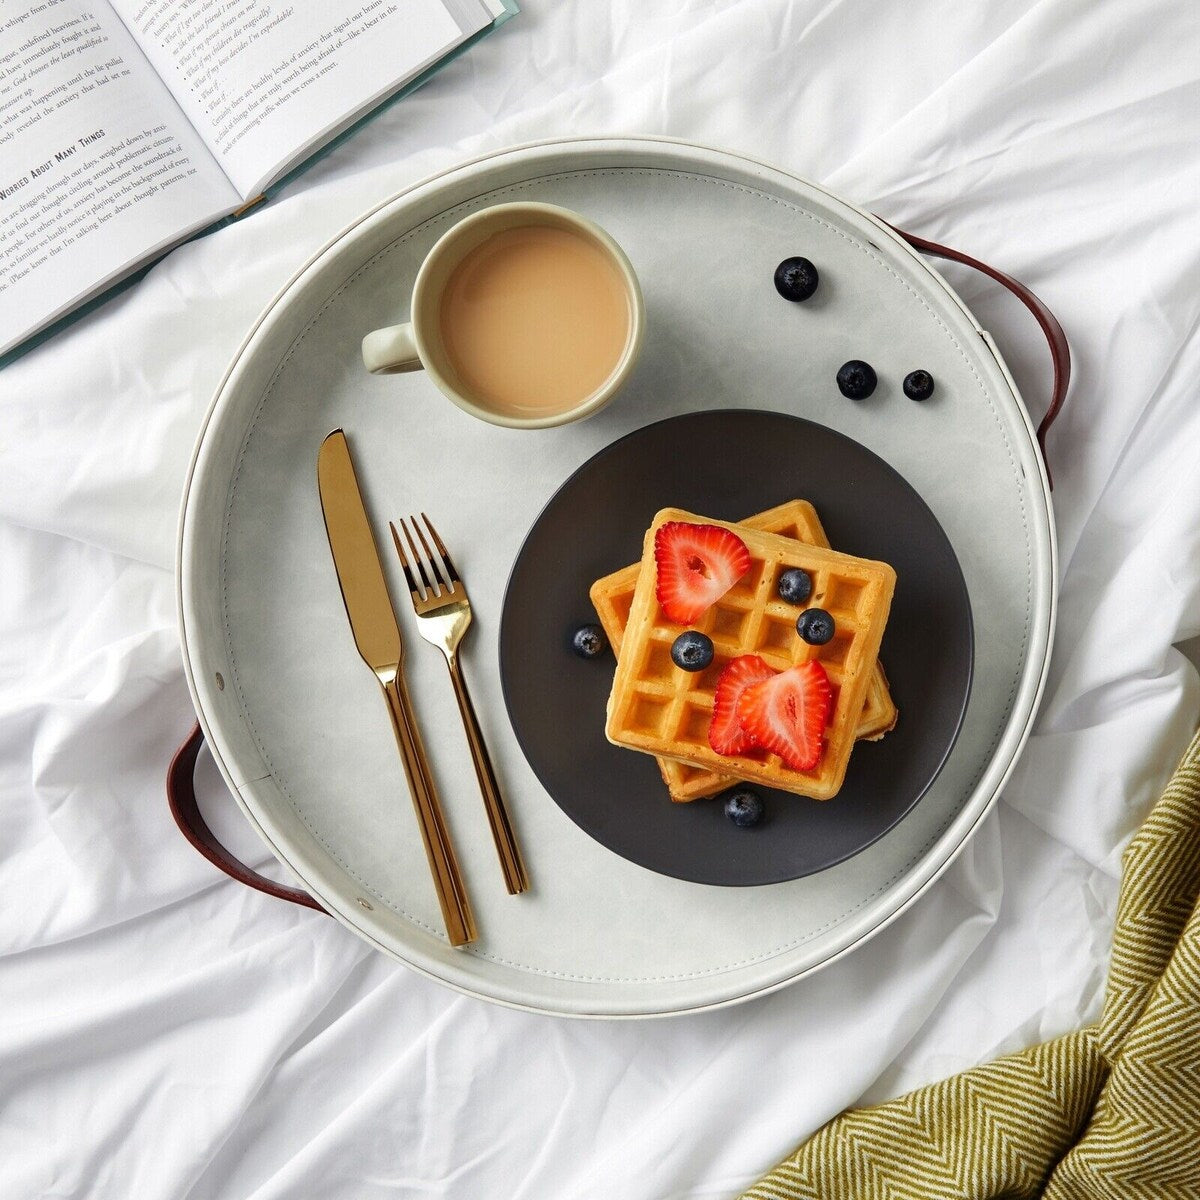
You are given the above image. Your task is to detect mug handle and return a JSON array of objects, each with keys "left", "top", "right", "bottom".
[{"left": 362, "top": 322, "right": 422, "bottom": 375}]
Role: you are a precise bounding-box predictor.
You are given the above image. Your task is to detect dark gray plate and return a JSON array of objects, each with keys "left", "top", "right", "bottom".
[{"left": 499, "top": 410, "right": 973, "bottom": 886}]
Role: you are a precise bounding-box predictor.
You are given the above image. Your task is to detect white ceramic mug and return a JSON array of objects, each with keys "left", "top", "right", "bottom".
[{"left": 361, "top": 202, "right": 644, "bottom": 429}]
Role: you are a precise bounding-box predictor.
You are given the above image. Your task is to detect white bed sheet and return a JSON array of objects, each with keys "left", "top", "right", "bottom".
[{"left": 3, "top": 2, "right": 1200, "bottom": 1197}]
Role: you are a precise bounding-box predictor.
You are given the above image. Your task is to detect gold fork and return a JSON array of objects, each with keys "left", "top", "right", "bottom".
[{"left": 390, "top": 515, "right": 529, "bottom": 895}]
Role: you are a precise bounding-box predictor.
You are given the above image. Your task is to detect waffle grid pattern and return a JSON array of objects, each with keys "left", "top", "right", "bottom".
[
  {"left": 601, "top": 507, "right": 896, "bottom": 801},
  {"left": 591, "top": 501, "right": 898, "bottom": 800}
]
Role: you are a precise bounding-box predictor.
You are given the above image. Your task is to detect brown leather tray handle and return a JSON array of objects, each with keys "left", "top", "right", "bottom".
[
  {"left": 168, "top": 722, "right": 326, "bottom": 913},
  {"left": 884, "top": 221, "right": 1070, "bottom": 489},
  {"left": 168, "top": 227, "right": 1069, "bottom": 910}
]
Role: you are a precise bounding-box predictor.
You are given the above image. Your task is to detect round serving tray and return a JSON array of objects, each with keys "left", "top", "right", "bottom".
[{"left": 177, "top": 137, "right": 1056, "bottom": 1018}]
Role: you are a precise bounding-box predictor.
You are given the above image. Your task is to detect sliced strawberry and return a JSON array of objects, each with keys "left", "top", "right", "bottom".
[
  {"left": 736, "top": 661, "right": 832, "bottom": 771},
  {"left": 709, "top": 655, "right": 776, "bottom": 756},
  {"left": 654, "top": 522, "right": 752, "bottom": 623}
]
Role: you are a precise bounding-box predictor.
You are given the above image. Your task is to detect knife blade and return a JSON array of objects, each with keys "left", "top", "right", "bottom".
[
  {"left": 317, "top": 429, "right": 403, "bottom": 672},
  {"left": 317, "top": 429, "right": 476, "bottom": 946}
]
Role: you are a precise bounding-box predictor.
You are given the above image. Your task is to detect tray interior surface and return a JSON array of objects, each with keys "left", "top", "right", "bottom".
[{"left": 180, "top": 141, "right": 1052, "bottom": 1016}]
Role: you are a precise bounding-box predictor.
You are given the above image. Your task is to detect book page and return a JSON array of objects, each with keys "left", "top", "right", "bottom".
[
  {"left": 112, "top": 0, "right": 487, "bottom": 199},
  {"left": 0, "top": 0, "right": 239, "bottom": 355}
]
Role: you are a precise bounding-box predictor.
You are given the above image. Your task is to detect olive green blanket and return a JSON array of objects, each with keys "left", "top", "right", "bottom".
[{"left": 743, "top": 725, "right": 1200, "bottom": 1199}]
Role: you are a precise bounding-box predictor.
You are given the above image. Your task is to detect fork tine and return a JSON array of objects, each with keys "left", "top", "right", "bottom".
[
  {"left": 412, "top": 515, "right": 451, "bottom": 594},
  {"left": 401, "top": 517, "right": 437, "bottom": 596},
  {"left": 389, "top": 521, "right": 423, "bottom": 601},
  {"left": 421, "top": 513, "right": 460, "bottom": 584},
  {"left": 412, "top": 513, "right": 453, "bottom": 592}
]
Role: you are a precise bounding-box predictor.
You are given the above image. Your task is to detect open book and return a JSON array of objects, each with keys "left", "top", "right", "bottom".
[{"left": 0, "top": 0, "right": 515, "bottom": 360}]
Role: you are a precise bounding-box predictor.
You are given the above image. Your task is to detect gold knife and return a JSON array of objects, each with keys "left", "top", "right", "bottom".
[{"left": 317, "top": 429, "right": 477, "bottom": 947}]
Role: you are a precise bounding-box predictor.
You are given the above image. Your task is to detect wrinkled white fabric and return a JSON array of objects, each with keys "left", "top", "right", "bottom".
[{"left": 4, "top": 2, "right": 1200, "bottom": 1197}]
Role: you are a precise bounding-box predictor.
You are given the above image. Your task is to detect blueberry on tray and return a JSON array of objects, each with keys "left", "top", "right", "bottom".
[
  {"left": 773, "top": 257, "right": 819, "bottom": 302},
  {"left": 837, "top": 360, "right": 877, "bottom": 400},
  {"left": 904, "top": 370, "right": 935, "bottom": 400}
]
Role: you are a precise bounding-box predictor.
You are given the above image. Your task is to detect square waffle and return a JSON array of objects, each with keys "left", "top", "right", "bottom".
[
  {"left": 602, "top": 507, "right": 897, "bottom": 802},
  {"left": 590, "top": 500, "right": 898, "bottom": 801}
]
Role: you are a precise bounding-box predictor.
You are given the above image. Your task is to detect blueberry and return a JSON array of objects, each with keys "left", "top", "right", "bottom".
[
  {"left": 837, "top": 360, "right": 877, "bottom": 400},
  {"left": 571, "top": 624, "right": 608, "bottom": 659},
  {"left": 724, "top": 788, "right": 765, "bottom": 828},
  {"left": 777, "top": 568, "right": 813, "bottom": 605},
  {"left": 796, "top": 607, "right": 835, "bottom": 645},
  {"left": 671, "top": 630, "right": 714, "bottom": 672},
  {"left": 773, "top": 256, "right": 820, "bottom": 302},
  {"left": 903, "top": 369, "right": 935, "bottom": 401}
]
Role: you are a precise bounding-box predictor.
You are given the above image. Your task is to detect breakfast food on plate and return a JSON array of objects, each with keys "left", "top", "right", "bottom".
[
  {"left": 670, "top": 630, "right": 715, "bottom": 672},
  {"left": 571, "top": 623, "right": 609, "bottom": 660},
  {"left": 652, "top": 520, "right": 751, "bottom": 622},
  {"left": 707, "top": 653, "right": 777, "bottom": 756},
  {"left": 597, "top": 505, "right": 896, "bottom": 803},
  {"left": 723, "top": 787, "right": 765, "bottom": 827},
  {"left": 795, "top": 607, "right": 836, "bottom": 645},
  {"left": 735, "top": 659, "right": 832, "bottom": 770},
  {"left": 776, "top": 567, "right": 813, "bottom": 604},
  {"left": 589, "top": 500, "right": 898, "bottom": 802}
]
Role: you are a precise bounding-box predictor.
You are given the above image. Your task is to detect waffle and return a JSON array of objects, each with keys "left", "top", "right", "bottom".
[
  {"left": 601, "top": 507, "right": 897, "bottom": 802},
  {"left": 590, "top": 500, "right": 898, "bottom": 801}
]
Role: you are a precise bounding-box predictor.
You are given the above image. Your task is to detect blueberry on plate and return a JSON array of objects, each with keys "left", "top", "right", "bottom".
[
  {"left": 837, "top": 360, "right": 877, "bottom": 400},
  {"left": 903, "top": 369, "right": 935, "bottom": 401},
  {"left": 724, "top": 788, "right": 765, "bottom": 828},
  {"left": 796, "top": 607, "right": 835, "bottom": 645},
  {"left": 773, "top": 256, "right": 820, "bottom": 302},
  {"left": 571, "top": 623, "right": 608, "bottom": 659},
  {"left": 777, "top": 567, "right": 813, "bottom": 605},
  {"left": 671, "top": 630, "right": 715, "bottom": 671}
]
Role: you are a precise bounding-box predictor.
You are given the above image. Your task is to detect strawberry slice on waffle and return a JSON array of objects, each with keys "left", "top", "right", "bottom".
[
  {"left": 736, "top": 661, "right": 832, "bottom": 771},
  {"left": 654, "top": 522, "right": 751, "bottom": 624},
  {"left": 708, "top": 655, "right": 776, "bottom": 756}
]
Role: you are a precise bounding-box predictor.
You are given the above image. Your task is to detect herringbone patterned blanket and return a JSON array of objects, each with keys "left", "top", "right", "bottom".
[{"left": 743, "top": 725, "right": 1200, "bottom": 1199}]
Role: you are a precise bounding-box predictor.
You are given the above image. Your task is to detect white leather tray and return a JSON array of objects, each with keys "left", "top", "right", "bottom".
[{"left": 177, "top": 137, "right": 1056, "bottom": 1017}]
